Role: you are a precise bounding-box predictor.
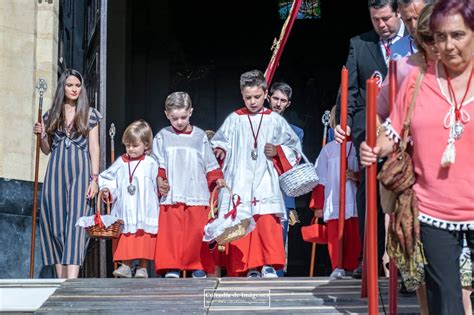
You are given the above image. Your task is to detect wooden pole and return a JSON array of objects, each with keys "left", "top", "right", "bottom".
[
  {"left": 366, "top": 78, "right": 379, "bottom": 314},
  {"left": 338, "top": 67, "right": 348, "bottom": 268},
  {"left": 109, "top": 123, "right": 119, "bottom": 274},
  {"left": 388, "top": 60, "right": 398, "bottom": 315},
  {"left": 29, "top": 78, "right": 48, "bottom": 278},
  {"left": 309, "top": 110, "right": 331, "bottom": 277}
]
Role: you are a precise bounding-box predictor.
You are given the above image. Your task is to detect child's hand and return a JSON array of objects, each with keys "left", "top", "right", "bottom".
[
  {"left": 216, "top": 179, "right": 226, "bottom": 188},
  {"left": 264, "top": 143, "right": 277, "bottom": 158},
  {"left": 158, "top": 177, "right": 170, "bottom": 196},
  {"left": 101, "top": 188, "right": 112, "bottom": 203},
  {"left": 213, "top": 148, "right": 225, "bottom": 160}
]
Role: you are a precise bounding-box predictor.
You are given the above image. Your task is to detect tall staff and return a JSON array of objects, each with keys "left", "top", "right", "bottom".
[
  {"left": 29, "top": 78, "right": 48, "bottom": 278},
  {"left": 387, "top": 60, "right": 398, "bottom": 315},
  {"left": 308, "top": 110, "right": 330, "bottom": 277},
  {"left": 109, "top": 123, "right": 119, "bottom": 273},
  {"left": 366, "top": 78, "right": 379, "bottom": 314},
  {"left": 338, "top": 67, "right": 348, "bottom": 268},
  {"left": 264, "top": 0, "right": 302, "bottom": 86}
]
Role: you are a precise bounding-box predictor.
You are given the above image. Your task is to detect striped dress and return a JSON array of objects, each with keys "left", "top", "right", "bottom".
[{"left": 39, "top": 108, "right": 102, "bottom": 266}]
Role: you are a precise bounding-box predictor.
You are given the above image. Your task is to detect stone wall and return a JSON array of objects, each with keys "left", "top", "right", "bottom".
[
  {"left": 0, "top": 0, "right": 59, "bottom": 182},
  {"left": 0, "top": 0, "right": 59, "bottom": 279}
]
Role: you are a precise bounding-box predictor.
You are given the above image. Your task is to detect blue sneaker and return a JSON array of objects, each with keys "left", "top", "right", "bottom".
[
  {"left": 246, "top": 269, "right": 261, "bottom": 278},
  {"left": 192, "top": 270, "right": 207, "bottom": 278},
  {"left": 165, "top": 270, "right": 180, "bottom": 278},
  {"left": 261, "top": 265, "right": 278, "bottom": 278}
]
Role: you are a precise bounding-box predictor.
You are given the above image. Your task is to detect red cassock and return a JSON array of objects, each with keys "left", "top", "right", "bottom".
[
  {"left": 154, "top": 168, "right": 223, "bottom": 274},
  {"left": 114, "top": 230, "right": 156, "bottom": 261},
  {"left": 309, "top": 185, "right": 361, "bottom": 271},
  {"left": 226, "top": 146, "right": 291, "bottom": 276}
]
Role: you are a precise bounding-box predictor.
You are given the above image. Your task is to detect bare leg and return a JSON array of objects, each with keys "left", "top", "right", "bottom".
[
  {"left": 416, "top": 284, "right": 429, "bottom": 315},
  {"left": 138, "top": 259, "right": 148, "bottom": 269},
  {"left": 66, "top": 264, "right": 80, "bottom": 279},
  {"left": 463, "top": 288, "right": 472, "bottom": 315},
  {"left": 55, "top": 264, "right": 67, "bottom": 278}
]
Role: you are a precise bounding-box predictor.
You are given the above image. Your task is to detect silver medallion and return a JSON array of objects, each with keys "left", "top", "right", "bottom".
[
  {"left": 251, "top": 149, "right": 258, "bottom": 160},
  {"left": 453, "top": 121, "right": 464, "bottom": 140},
  {"left": 127, "top": 184, "right": 136, "bottom": 195}
]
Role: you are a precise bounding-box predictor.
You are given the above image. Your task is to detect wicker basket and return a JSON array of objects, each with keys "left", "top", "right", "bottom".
[
  {"left": 279, "top": 152, "right": 319, "bottom": 197},
  {"left": 209, "top": 185, "right": 250, "bottom": 246},
  {"left": 86, "top": 191, "right": 124, "bottom": 239}
]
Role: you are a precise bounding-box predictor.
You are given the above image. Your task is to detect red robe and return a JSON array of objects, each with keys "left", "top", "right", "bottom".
[
  {"left": 154, "top": 168, "right": 223, "bottom": 274},
  {"left": 309, "top": 185, "right": 361, "bottom": 271},
  {"left": 226, "top": 145, "right": 291, "bottom": 276}
]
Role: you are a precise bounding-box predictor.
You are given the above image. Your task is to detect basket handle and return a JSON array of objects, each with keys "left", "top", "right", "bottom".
[
  {"left": 97, "top": 190, "right": 112, "bottom": 215},
  {"left": 208, "top": 184, "right": 233, "bottom": 220}
]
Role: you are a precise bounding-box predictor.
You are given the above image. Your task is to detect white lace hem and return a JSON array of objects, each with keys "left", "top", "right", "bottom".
[
  {"left": 203, "top": 215, "right": 256, "bottom": 242},
  {"left": 419, "top": 212, "right": 474, "bottom": 231},
  {"left": 76, "top": 214, "right": 121, "bottom": 229},
  {"left": 382, "top": 119, "right": 401, "bottom": 143}
]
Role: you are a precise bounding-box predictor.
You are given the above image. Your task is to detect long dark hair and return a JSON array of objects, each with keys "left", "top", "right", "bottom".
[{"left": 45, "top": 69, "right": 90, "bottom": 136}]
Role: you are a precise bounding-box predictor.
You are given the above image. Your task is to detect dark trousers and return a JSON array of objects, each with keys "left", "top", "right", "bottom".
[
  {"left": 421, "top": 223, "right": 473, "bottom": 315},
  {"left": 356, "top": 164, "right": 386, "bottom": 264}
]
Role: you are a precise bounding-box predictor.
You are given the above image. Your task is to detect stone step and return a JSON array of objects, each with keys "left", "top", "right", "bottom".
[{"left": 0, "top": 279, "right": 65, "bottom": 313}]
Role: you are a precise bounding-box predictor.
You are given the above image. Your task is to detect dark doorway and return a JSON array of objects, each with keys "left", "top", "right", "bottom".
[{"left": 104, "top": 0, "right": 373, "bottom": 276}]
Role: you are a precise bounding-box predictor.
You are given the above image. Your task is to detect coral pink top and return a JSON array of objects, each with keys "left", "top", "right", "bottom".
[{"left": 383, "top": 60, "right": 474, "bottom": 230}]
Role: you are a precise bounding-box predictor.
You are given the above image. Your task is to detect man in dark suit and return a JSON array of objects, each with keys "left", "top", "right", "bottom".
[{"left": 334, "top": 0, "right": 406, "bottom": 279}]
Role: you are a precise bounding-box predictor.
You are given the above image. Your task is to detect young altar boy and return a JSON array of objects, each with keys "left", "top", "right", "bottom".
[{"left": 211, "top": 69, "right": 302, "bottom": 277}]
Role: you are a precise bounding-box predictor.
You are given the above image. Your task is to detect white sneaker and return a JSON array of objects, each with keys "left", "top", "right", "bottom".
[
  {"left": 113, "top": 264, "right": 132, "bottom": 278},
  {"left": 165, "top": 270, "right": 180, "bottom": 278},
  {"left": 261, "top": 266, "right": 278, "bottom": 278},
  {"left": 134, "top": 267, "right": 148, "bottom": 278},
  {"left": 330, "top": 268, "right": 346, "bottom": 279}
]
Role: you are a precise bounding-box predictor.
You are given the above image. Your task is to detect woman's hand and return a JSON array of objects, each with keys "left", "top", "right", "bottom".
[
  {"left": 264, "top": 143, "right": 277, "bottom": 158},
  {"left": 215, "top": 179, "right": 226, "bottom": 188},
  {"left": 33, "top": 122, "right": 43, "bottom": 135},
  {"left": 158, "top": 177, "right": 170, "bottom": 196},
  {"left": 334, "top": 125, "right": 351, "bottom": 144},
  {"left": 359, "top": 141, "right": 380, "bottom": 167},
  {"left": 86, "top": 180, "right": 98, "bottom": 199}
]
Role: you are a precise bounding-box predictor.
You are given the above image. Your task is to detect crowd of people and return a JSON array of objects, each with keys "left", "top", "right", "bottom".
[{"left": 33, "top": 0, "right": 472, "bottom": 313}]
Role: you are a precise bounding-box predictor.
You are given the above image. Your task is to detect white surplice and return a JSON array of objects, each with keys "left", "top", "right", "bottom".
[
  {"left": 211, "top": 108, "right": 302, "bottom": 222},
  {"left": 152, "top": 126, "right": 220, "bottom": 206},
  {"left": 314, "top": 140, "right": 359, "bottom": 222},
  {"left": 98, "top": 155, "right": 159, "bottom": 234}
]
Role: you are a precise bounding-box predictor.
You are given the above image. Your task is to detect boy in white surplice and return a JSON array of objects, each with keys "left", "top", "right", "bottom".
[{"left": 210, "top": 70, "right": 302, "bottom": 278}]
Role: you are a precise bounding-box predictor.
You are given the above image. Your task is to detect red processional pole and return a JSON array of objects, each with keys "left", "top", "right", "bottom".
[
  {"left": 388, "top": 60, "right": 398, "bottom": 315},
  {"left": 264, "top": 0, "right": 302, "bottom": 86},
  {"left": 366, "top": 78, "right": 379, "bottom": 314},
  {"left": 337, "top": 67, "right": 348, "bottom": 268}
]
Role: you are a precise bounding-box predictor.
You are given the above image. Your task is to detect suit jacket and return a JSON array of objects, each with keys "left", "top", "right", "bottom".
[{"left": 336, "top": 30, "right": 398, "bottom": 148}]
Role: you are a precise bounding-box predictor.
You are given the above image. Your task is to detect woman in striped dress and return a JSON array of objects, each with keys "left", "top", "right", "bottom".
[{"left": 33, "top": 69, "right": 101, "bottom": 278}]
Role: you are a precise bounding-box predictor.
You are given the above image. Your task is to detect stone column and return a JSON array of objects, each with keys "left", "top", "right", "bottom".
[{"left": 0, "top": 0, "right": 59, "bottom": 182}]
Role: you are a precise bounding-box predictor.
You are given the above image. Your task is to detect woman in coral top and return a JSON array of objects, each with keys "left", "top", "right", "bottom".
[{"left": 360, "top": 1, "right": 474, "bottom": 313}]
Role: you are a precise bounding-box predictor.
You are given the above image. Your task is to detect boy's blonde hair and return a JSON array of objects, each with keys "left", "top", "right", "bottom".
[
  {"left": 122, "top": 119, "right": 153, "bottom": 151},
  {"left": 205, "top": 129, "right": 215, "bottom": 140},
  {"left": 165, "top": 91, "right": 192, "bottom": 112}
]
